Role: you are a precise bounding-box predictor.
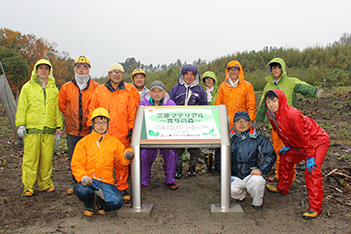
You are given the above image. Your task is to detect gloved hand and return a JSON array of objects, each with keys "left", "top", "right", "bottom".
[
  {"left": 54, "top": 134, "right": 61, "bottom": 148},
  {"left": 94, "top": 188, "right": 105, "bottom": 200},
  {"left": 306, "top": 157, "right": 317, "bottom": 173},
  {"left": 17, "top": 125, "right": 26, "bottom": 138},
  {"left": 124, "top": 150, "right": 134, "bottom": 160},
  {"left": 316, "top": 87, "right": 323, "bottom": 98},
  {"left": 126, "top": 129, "right": 133, "bottom": 139},
  {"left": 81, "top": 176, "right": 93, "bottom": 187},
  {"left": 279, "top": 146, "right": 291, "bottom": 156}
]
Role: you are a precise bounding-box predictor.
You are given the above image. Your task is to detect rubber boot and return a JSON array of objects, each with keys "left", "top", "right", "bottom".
[
  {"left": 303, "top": 211, "right": 319, "bottom": 220},
  {"left": 175, "top": 166, "right": 182, "bottom": 179}
]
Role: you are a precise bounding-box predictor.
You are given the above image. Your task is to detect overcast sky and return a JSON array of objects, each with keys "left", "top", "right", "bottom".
[{"left": 1, "top": 0, "right": 351, "bottom": 78}]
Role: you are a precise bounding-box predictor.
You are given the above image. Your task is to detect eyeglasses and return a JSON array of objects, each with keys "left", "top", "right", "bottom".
[
  {"left": 94, "top": 121, "right": 108, "bottom": 125},
  {"left": 235, "top": 119, "right": 249, "bottom": 124},
  {"left": 110, "top": 71, "right": 124, "bottom": 75}
]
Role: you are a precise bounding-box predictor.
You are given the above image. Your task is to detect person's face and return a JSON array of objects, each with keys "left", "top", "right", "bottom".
[
  {"left": 234, "top": 118, "right": 251, "bottom": 134},
  {"left": 133, "top": 74, "right": 146, "bottom": 89},
  {"left": 183, "top": 71, "right": 196, "bottom": 85},
  {"left": 266, "top": 97, "right": 279, "bottom": 114},
  {"left": 37, "top": 64, "right": 50, "bottom": 79},
  {"left": 75, "top": 64, "right": 89, "bottom": 75},
  {"left": 204, "top": 77, "right": 214, "bottom": 88},
  {"left": 271, "top": 65, "right": 282, "bottom": 80},
  {"left": 109, "top": 70, "right": 124, "bottom": 85},
  {"left": 149, "top": 88, "right": 165, "bottom": 103},
  {"left": 93, "top": 116, "right": 108, "bottom": 134},
  {"left": 228, "top": 67, "right": 240, "bottom": 81}
]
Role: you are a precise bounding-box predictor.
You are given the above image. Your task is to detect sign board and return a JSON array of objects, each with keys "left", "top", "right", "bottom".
[{"left": 140, "top": 106, "right": 221, "bottom": 143}]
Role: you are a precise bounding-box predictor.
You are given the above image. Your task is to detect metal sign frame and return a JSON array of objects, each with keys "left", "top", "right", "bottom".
[{"left": 118, "top": 105, "right": 242, "bottom": 218}]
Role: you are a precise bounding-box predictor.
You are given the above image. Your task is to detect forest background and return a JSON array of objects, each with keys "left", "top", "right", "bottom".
[{"left": 1, "top": 27, "right": 351, "bottom": 95}]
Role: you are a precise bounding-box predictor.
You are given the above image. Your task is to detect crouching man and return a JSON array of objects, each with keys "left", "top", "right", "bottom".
[
  {"left": 71, "top": 107, "right": 134, "bottom": 216},
  {"left": 264, "top": 89, "right": 330, "bottom": 219},
  {"left": 217, "top": 111, "right": 276, "bottom": 210}
]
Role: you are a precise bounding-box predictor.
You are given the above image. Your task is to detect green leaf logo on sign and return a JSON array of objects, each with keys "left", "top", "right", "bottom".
[{"left": 148, "top": 129, "right": 159, "bottom": 137}]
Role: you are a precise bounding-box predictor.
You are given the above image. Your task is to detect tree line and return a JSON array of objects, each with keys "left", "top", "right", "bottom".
[
  {"left": 0, "top": 28, "right": 74, "bottom": 94},
  {"left": 1, "top": 28, "right": 351, "bottom": 95}
]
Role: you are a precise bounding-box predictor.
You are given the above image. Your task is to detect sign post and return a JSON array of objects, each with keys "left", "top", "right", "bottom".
[{"left": 118, "top": 105, "right": 243, "bottom": 218}]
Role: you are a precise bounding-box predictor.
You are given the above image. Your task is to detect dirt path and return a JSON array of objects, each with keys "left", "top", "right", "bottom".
[{"left": 1, "top": 87, "right": 351, "bottom": 233}]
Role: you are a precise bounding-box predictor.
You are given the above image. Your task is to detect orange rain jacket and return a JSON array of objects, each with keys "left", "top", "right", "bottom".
[
  {"left": 88, "top": 81, "right": 140, "bottom": 148},
  {"left": 71, "top": 130, "right": 133, "bottom": 185},
  {"left": 215, "top": 61, "right": 256, "bottom": 129},
  {"left": 59, "top": 79, "right": 100, "bottom": 137}
]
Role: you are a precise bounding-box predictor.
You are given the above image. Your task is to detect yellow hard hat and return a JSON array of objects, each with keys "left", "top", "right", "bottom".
[
  {"left": 91, "top": 107, "right": 110, "bottom": 121},
  {"left": 132, "top": 68, "right": 146, "bottom": 79},
  {"left": 74, "top": 56, "right": 91, "bottom": 68}
]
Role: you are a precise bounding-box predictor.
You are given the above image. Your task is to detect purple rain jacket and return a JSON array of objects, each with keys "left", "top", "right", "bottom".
[{"left": 169, "top": 64, "right": 208, "bottom": 106}]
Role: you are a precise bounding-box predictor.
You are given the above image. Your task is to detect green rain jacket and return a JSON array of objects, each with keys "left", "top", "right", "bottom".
[
  {"left": 15, "top": 59, "right": 63, "bottom": 134},
  {"left": 201, "top": 71, "right": 219, "bottom": 105},
  {"left": 256, "top": 58, "right": 317, "bottom": 127}
]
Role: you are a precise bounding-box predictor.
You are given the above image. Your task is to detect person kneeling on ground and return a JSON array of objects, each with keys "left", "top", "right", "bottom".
[
  {"left": 264, "top": 89, "right": 330, "bottom": 220},
  {"left": 140, "top": 81, "right": 179, "bottom": 190},
  {"left": 71, "top": 107, "right": 135, "bottom": 217},
  {"left": 216, "top": 111, "right": 276, "bottom": 210}
]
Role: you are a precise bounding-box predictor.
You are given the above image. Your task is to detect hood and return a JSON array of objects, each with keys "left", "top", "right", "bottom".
[
  {"left": 265, "top": 89, "right": 288, "bottom": 114},
  {"left": 266, "top": 57, "right": 287, "bottom": 81},
  {"left": 178, "top": 64, "right": 200, "bottom": 87},
  {"left": 225, "top": 60, "right": 245, "bottom": 83},
  {"left": 202, "top": 71, "right": 218, "bottom": 85},
  {"left": 31, "top": 59, "right": 55, "bottom": 82}
]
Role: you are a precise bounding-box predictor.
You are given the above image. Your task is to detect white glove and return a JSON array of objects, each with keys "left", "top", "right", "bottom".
[
  {"left": 316, "top": 87, "right": 323, "bottom": 98},
  {"left": 17, "top": 125, "right": 26, "bottom": 138},
  {"left": 81, "top": 176, "right": 93, "bottom": 187},
  {"left": 54, "top": 134, "right": 61, "bottom": 148},
  {"left": 124, "top": 150, "right": 134, "bottom": 160}
]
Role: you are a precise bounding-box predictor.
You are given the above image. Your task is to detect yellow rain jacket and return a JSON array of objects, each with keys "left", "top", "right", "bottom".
[
  {"left": 215, "top": 61, "right": 256, "bottom": 129},
  {"left": 71, "top": 130, "right": 133, "bottom": 185}
]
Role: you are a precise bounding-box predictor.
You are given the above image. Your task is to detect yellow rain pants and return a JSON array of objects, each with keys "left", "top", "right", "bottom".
[{"left": 22, "top": 133, "right": 55, "bottom": 193}]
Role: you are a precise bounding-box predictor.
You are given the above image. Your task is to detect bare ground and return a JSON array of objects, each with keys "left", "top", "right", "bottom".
[{"left": 1, "top": 86, "right": 351, "bottom": 233}]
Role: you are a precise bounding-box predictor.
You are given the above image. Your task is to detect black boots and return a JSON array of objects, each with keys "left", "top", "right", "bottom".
[{"left": 175, "top": 166, "right": 182, "bottom": 179}]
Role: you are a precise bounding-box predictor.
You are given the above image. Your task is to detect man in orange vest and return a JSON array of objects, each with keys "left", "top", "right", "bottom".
[
  {"left": 59, "top": 55, "right": 99, "bottom": 195},
  {"left": 88, "top": 63, "right": 140, "bottom": 202}
]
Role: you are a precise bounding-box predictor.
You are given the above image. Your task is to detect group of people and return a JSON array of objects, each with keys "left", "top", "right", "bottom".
[{"left": 15, "top": 55, "right": 330, "bottom": 220}]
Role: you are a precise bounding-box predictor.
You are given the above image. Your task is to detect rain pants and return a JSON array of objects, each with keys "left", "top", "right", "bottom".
[
  {"left": 266, "top": 89, "right": 330, "bottom": 214},
  {"left": 215, "top": 61, "right": 256, "bottom": 130},
  {"left": 140, "top": 92, "right": 178, "bottom": 186},
  {"left": 15, "top": 59, "right": 63, "bottom": 194},
  {"left": 88, "top": 80, "right": 140, "bottom": 191},
  {"left": 256, "top": 58, "right": 319, "bottom": 178}
]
